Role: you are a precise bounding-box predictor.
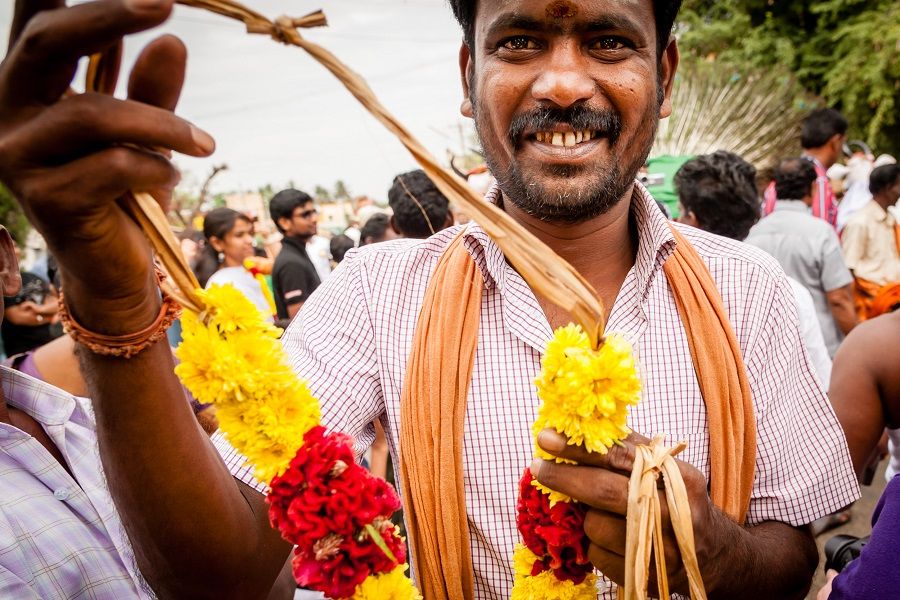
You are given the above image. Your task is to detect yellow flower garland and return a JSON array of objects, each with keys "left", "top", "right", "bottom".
[{"left": 512, "top": 324, "right": 642, "bottom": 596}]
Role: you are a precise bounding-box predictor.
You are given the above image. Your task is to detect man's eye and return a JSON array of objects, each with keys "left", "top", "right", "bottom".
[
  {"left": 591, "top": 37, "right": 628, "bottom": 51},
  {"left": 501, "top": 36, "right": 540, "bottom": 51}
]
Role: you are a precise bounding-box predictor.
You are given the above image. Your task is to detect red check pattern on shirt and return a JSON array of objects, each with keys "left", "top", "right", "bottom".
[{"left": 216, "top": 182, "right": 858, "bottom": 599}]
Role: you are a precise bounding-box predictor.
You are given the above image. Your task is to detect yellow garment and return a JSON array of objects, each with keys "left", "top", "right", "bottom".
[
  {"left": 841, "top": 201, "right": 900, "bottom": 286},
  {"left": 399, "top": 225, "right": 756, "bottom": 599}
]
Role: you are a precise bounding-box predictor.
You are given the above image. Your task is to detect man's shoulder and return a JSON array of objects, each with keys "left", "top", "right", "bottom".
[
  {"left": 342, "top": 225, "right": 465, "bottom": 272},
  {"left": 673, "top": 222, "right": 787, "bottom": 281},
  {"left": 846, "top": 201, "right": 881, "bottom": 227}
]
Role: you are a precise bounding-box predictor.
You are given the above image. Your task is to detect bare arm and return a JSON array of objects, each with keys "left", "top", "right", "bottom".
[
  {"left": 286, "top": 300, "right": 303, "bottom": 319},
  {"left": 826, "top": 284, "right": 858, "bottom": 335},
  {"left": 0, "top": 1, "right": 290, "bottom": 597},
  {"left": 829, "top": 314, "right": 900, "bottom": 476}
]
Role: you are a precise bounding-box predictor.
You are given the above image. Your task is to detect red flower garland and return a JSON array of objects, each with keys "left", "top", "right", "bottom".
[
  {"left": 516, "top": 469, "right": 593, "bottom": 584},
  {"left": 268, "top": 426, "right": 407, "bottom": 598}
]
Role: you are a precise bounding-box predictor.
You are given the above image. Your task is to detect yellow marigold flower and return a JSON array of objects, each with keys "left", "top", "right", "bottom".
[
  {"left": 533, "top": 324, "right": 640, "bottom": 457},
  {"left": 511, "top": 544, "right": 598, "bottom": 600},
  {"left": 197, "top": 284, "right": 281, "bottom": 336},
  {"left": 351, "top": 565, "right": 423, "bottom": 600},
  {"left": 175, "top": 286, "right": 321, "bottom": 481}
]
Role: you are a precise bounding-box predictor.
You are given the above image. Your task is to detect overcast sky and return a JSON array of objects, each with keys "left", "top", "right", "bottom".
[{"left": 0, "top": 0, "right": 473, "bottom": 200}]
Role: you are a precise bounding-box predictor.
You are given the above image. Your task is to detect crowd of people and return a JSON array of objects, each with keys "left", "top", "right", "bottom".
[{"left": 1, "top": 0, "right": 900, "bottom": 599}]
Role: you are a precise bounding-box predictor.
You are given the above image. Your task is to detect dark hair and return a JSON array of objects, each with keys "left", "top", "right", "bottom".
[
  {"left": 869, "top": 164, "right": 900, "bottom": 197},
  {"left": 773, "top": 158, "right": 818, "bottom": 202},
  {"left": 448, "top": 0, "right": 682, "bottom": 56},
  {"left": 330, "top": 234, "right": 356, "bottom": 263},
  {"left": 387, "top": 170, "right": 451, "bottom": 239},
  {"left": 359, "top": 213, "right": 392, "bottom": 246},
  {"left": 268, "top": 188, "right": 313, "bottom": 234},
  {"left": 674, "top": 151, "right": 760, "bottom": 241},
  {"left": 46, "top": 254, "right": 60, "bottom": 290},
  {"left": 800, "top": 108, "right": 848, "bottom": 149},
  {"left": 194, "top": 207, "right": 251, "bottom": 287}
]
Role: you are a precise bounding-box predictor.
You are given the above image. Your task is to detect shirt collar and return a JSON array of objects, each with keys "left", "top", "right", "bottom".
[
  {"left": 281, "top": 236, "right": 310, "bottom": 255},
  {"left": 1, "top": 365, "right": 77, "bottom": 427},
  {"left": 774, "top": 200, "right": 811, "bottom": 213},
  {"left": 463, "top": 181, "right": 676, "bottom": 302}
]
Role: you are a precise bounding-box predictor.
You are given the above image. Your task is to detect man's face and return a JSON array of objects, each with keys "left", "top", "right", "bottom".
[
  {"left": 460, "top": 0, "right": 677, "bottom": 223},
  {"left": 281, "top": 203, "right": 318, "bottom": 239},
  {"left": 0, "top": 228, "right": 22, "bottom": 325}
]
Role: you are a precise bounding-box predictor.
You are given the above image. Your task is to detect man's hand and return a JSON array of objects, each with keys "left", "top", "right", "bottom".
[
  {"left": 531, "top": 429, "right": 818, "bottom": 599},
  {"left": 0, "top": 0, "right": 214, "bottom": 334},
  {"left": 530, "top": 429, "right": 717, "bottom": 594},
  {"left": 817, "top": 570, "right": 837, "bottom": 600}
]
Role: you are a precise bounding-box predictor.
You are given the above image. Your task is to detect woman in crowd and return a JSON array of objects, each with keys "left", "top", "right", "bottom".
[{"left": 194, "top": 208, "right": 273, "bottom": 321}]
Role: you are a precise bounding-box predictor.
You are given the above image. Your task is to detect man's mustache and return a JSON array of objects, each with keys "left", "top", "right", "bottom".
[{"left": 508, "top": 105, "right": 623, "bottom": 148}]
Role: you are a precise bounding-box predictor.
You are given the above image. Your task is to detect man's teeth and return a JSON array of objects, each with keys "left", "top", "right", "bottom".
[{"left": 534, "top": 130, "right": 596, "bottom": 147}]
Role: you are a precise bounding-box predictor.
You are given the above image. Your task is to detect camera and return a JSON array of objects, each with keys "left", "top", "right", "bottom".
[{"left": 824, "top": 534, "right": 869, "bottom": 573}]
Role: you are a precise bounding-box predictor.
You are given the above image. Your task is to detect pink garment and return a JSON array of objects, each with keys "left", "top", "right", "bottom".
[
  {"left": 763, "top": 156, "right": 838, "bottom": 229},
  {"left": 216, "top": 183, "right": 859, "bottom": 599}
]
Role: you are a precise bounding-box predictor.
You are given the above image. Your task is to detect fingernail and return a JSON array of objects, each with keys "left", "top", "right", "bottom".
[
  {"left": 190, "top": 125, "right": 216, "bottom": 154},
  {"left": 537, "top": 429, "right": 566, "bottom": 452},
  {"left": 529, "top": 458, "right": 543, "bottom": 477},
  {"left": 125, "top": 0, "right": 168, "bottom": 11}
]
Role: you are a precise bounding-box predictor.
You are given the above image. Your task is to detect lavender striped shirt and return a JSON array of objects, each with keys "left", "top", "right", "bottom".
[
  {"left": 217, "top": 182, "right": 859, "bottom": 599},
  {"left": 0, "top": 366, "right": 153, "bottom": 599}
]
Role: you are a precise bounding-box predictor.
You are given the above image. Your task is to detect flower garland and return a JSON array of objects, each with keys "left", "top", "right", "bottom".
[
  {"left": 174, "top": 284, "right": 421, "bottom": 599},
  {"left": 512, "top": 324, "right": 641, "bottom": 598}
]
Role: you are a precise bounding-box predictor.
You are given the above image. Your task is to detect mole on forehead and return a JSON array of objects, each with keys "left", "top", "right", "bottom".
[{"left": 545, "top": 0, "right": 578, "bottom": 18}]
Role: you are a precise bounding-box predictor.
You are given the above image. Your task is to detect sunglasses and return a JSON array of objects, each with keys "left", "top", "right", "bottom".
[{"left": 298, "top": 208, "right": 318, "bottom": 219}]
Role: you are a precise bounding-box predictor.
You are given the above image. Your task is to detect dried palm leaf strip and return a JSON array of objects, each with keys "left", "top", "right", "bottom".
[
  {"left": 621, "top": 437, "right": 707, "bottom": 600},
  {"left": 175, "top": 0, "right": 608, "bottom": 346}
]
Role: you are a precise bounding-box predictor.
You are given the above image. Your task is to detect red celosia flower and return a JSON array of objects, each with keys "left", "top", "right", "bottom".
[
  {"left": 516, "top": 468, "right": 593, "bottom": 584},
  {"left": 267, "top": 426, "right": 407, "bottom": 597},
  {"left": 291, "top": 518, "right": 407, "bottom": 598}
]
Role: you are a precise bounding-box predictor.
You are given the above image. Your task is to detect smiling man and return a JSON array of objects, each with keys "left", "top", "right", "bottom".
[{"left": 0, "top": 0, "right": 858, "bottom": 599}]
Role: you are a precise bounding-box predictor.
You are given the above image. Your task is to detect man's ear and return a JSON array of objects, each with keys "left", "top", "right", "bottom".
[
  {"left": 0, "top": 229, "right": 21, "bottom": 297},
  {"left": 658, "top": 37, "right": 680, "bottom": 119},
  {"left": 389, "top": 215, "right": 403, "bottom": 236},
  {"left": 277, "top": 216, "right": 292, "bottom": 235},
  {"left": 459, "top": 42, "right": 474, "bottom": 118}
]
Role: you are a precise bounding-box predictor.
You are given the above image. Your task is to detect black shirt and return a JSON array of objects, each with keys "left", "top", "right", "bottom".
[
  {"left": 2, "top": 271, "right": 61, "bottom": 356},
  {"left": 272, "top": 237, "right": 322, "bottom": 320}
]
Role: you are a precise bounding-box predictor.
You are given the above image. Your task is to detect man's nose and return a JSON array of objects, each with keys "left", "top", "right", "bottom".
[{"left": 531, "top": 42, "right": 595, "bottom": 108}]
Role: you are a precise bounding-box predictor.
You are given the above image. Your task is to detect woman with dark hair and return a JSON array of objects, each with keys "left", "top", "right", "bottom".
[{"left": 195, "top": 208, "right": 273, "bottom": 320}]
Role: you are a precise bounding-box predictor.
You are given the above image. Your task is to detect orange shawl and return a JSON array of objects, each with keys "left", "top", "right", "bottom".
[{"left": 399, "top": 226, "right": 756, "bottom": 599}]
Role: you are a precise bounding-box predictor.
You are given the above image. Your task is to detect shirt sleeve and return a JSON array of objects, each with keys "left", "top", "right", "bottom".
[
  {"left": 213, "top": 251, "right": 383, "bottom": 490},
  {"left": 821, "top": 228, "right": 855, "bottom": 292},
  {"left": 840, "top": 220, "right": 867, "bottom": 275},
  {"left": 276, "top": 260, "right": 318, "bottom": 307},
  {"left": 743, "top": 271, "right": 859, "bottom": 527},
  {"left": 282, "top": 249, "right": 384, "bottom": 458}
]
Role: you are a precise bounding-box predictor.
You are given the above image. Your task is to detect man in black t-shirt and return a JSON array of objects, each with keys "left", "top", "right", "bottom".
[
  {"left": 2, "top": 269, "right": 62, "bottom": 356},
  {"left": 268, "top": 189, "right": 321, "bottom": 325}
]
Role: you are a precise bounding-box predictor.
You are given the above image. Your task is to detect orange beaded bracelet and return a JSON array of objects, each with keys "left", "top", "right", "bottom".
[{"left": 58, "top": 268, "right": 182, "bottom": 359}]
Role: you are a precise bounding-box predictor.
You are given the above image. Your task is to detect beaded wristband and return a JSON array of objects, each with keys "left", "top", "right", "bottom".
[{"left": 58, "top": 268, "right": 182, "bottom": 359}]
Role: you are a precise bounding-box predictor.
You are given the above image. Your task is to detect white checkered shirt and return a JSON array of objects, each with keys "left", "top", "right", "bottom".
[
  {"left": 0, "top": 366, "right": 153, "bottom": 599},
  {"left": 217, "top": 183, "right": 859, "bottom": 599}
]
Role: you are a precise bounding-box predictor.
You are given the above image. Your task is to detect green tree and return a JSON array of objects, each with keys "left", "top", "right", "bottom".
[
  {"left": 314, "top": 185, "right": 333, "bottom": 200},
  {"left": 333, "top": 180, "right": 350, "bottom": 200},
  {"left": 677, "top": 0, "right": 900, "bottom": 155},
  {"left": 0, "top": 183, "right": 30, "bottom": 246}
]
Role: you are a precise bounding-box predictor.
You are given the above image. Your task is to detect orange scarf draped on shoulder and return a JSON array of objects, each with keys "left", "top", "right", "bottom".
[{"left": 399, "top": 225, "right": 756, "bottom": 600}]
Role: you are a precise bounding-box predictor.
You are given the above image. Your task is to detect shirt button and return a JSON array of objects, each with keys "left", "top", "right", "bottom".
[{"left": 54, "top": 488, "right": 71, "bottom": 501}]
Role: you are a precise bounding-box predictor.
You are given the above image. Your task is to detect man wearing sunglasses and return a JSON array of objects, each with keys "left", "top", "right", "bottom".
[{"left": 268, "top": 188, "right": 321, "bottom": 324}]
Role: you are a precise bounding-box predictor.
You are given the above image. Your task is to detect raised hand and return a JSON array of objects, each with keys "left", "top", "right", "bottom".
[{"left": 0, "top": 0, "right": 214, "bottom": 333}]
